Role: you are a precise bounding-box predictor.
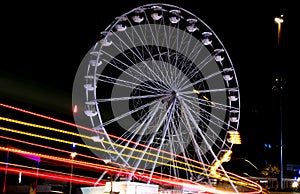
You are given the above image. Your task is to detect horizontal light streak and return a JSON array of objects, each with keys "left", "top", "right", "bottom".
[
  {"left": 0, "top": 163, "right": 105, "bottom": 186},
  {"left": 0, "top": 126, "right": 206, "bottom": 176},
  {"left": 0, "top": 146, "right": 262, "bottom": 193},
  {"left": 0, "top": 103, "right": 208, "bottom": 165},
  {"left": 0, "top": 136, "right": 197, "bottom": 182},
  {"left": 0, "top": 116, "right": 210, "bottom": 175},
  {"left": 0, "top": 103, "right": 262, "bottom": 193}
]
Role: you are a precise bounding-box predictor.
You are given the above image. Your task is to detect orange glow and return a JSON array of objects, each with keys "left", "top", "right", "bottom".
[{"left": 228, "top": 130, "right": 242, "bottom": 144}]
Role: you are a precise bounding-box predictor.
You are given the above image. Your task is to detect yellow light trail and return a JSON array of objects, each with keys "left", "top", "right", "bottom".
[
  {"left": 0, "top": 125, "right": 262, "bottom": 192},
  {"left": 0, "top": 103, "right": 210, "bottom": 167},
  {"left": 0, "top": 125, "right": 206, "bottom": 176},
  {"left": 0, "top": 147, "right": 262, "bottom": 194},
  {"left": 0, "top": 146, "right": 202, "bottom": 187},
  {"left": 0, "top": 161, "right": 103, "bottom": 186},
  {"left": 2, "top": 133, "right": 258, "bottom": 193},
  {"left": 0, "top": 139, "right": 262, "bottom": 193},
  {"left": 0, "top": 116, "right": 208, "bottom": 172},
  {"left": 0, "top": 104, "right": 263, "bottom": 193}
]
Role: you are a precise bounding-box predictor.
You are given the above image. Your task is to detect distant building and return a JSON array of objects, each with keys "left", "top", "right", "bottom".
[{"left": 286, "top": 163, "right": 300, "bottom": 179}]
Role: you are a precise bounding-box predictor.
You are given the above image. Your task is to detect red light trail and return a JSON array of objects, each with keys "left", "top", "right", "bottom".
[{"left": 0, "top": 103, "right": 263, "bottom": 193}]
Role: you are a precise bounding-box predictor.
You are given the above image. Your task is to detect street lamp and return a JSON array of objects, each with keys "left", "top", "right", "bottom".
[
  {"left": 274, "top": 14, "right": 284, "bottom": 191},
  {"left": 274, "top": 15, "right": 284, "bottom": 48},
  {"left": 272, "top": 75, "right": 286, "bottom": 191},
  {"left": 69, "top": 151, "right": 77, "bottom": 194}
]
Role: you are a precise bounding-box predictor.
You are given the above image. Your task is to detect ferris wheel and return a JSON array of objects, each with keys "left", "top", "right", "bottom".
[{"left": 72, "top": 3, "right": 240, "bottom": 186}]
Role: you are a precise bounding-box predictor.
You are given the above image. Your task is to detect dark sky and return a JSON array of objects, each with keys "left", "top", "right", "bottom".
[{"left": 0, "top": 1, "right": 298, "bottom": 169}]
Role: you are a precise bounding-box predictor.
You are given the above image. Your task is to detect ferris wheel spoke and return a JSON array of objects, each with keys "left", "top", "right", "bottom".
[
  {"left": 179, "top": 103, "right": 209, "bottom": 169},
  {"left": 132, "top": 15, "right": 173, "bottom": 84},
  {"left": 101, "top": 50, "right": 149, "bottom": 80},
  {"left": 181, "top": 66, "right": 235, "bottom": 92},
  {"left": 178, "top": 68, "right": 222, "bottom": 92},
  {"left": 181, "top": 91, "right": 240, "bottom": 114},
  {"left": 112, "top": 30, "right": 168, "bottom": 86},
  {"left": 182, "top": 99, "right": 232, "bottom": 152},
  {"left": 146, "top": 100, "right": 178, "bottom": 182},
  {"left": 101, "top": 56, "right": 168, "bottom": 93},
  {"left": 105, "top": 100, "right": 169, "bottom": 163},
  {"left": 171, "top": 40, "right": 205, "bottom": 88},
  {"left": 161, "top": 22, "right": 184, "bottom": 84},
  {"left": 164, "top": 22, "right": 182, "bottom": 87},
  {"left": 127, "top": 100, "right": 175, "bottom": 177},
  {"left": 96, "top": 73, "right": 165, "bottom": 94},
  {"left": 180, "top": 93, "right": 230, "bottom": 111},
  {"left": 97, "top": 94, "right": 165, "bottom": 103},
  {"left": 96, "top": 74, "right": 147, "bottom": 91},
  {"left": 180, "top": 99, "right": 221, "bottom": 161},
  {"left": 114, "top": 101, "right": 164, "bottom": 158},
  {"left": 102, "top": 98, "right": 162, "bottom": 127},
  {"left": 168, "top": 110, "right": 202, "bottom": 178},
  {"left": 180, "top": 87, "right": 237, "bottom": 96}
]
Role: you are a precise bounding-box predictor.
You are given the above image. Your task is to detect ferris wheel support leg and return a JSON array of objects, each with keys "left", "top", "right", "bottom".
[{"left": 94, "top": 171, "right": 108, "bottom": 187}]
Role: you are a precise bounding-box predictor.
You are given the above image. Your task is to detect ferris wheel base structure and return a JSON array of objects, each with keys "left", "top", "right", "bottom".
[
  {"left": 81, "top": 181, "right": 159, "bottom": 194},
  {"left": 80, "top": 181, "right": 210, "bottom": 194}
]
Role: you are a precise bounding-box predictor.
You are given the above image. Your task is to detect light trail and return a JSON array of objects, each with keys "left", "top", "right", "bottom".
[
  {"left": 0, "top": 146, "right": 262, "bottom": 193},
  {"left": 0, "top": 116, "right": 211, "bottom": 175},
  {"left": 0, "top": 103, "right": 213, "bottom": 164},
  {"left": 0, "top": 125, "right": 209, "bottom": 176},
  {"left": 0, "top": 135, "right": 110, "bottom": 164},
  {"left": 0, "top": 120, "right": 260, "bottom": 189},
  {"left": 0, "top": 163, "right": 105, "bottom": 186},
  {"left": 0, "top": 103, "right": 242, "bottom": 182},
  {"left": 0, "top": 103, "right": 263, "bottom": 193},
  {"left": 0, "top": 135, "right": 203, "bottom": 181},
  {"left": 0, "top": 135, "right": 205, "bottom": 182}
]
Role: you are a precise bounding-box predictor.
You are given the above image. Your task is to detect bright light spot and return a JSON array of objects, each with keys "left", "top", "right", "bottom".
[
  {"left": 210, "top": 150, "right": 232, "bottom": 176},
  {"left": 192, "top": 90, "right": 216, "bottom": 106},
  {"left": 72, "top": 142, "right": 76, "bottom": 149},
  {"left": 70, "top": 152, "right": 77, "bottom": 158},
  {"left": 292, "top": 181, "right": 299, "bottom": 188},
  {"left": 73, "top": 105, "right": 78, "bottom": 113},
  {"left": 19, "top": 171, "right": 22, "bottom": 183},
  {"left": 91, "top": 136, "right": 104, "bottom": 142},
  {"left": 228, "top": 130, "right": 241, "bottom": 144},
  {"left": 193, "top": 89, "right": 200, "bottom": 94},
  {"left": 274, "top": 17, "right": 283, "bottom": 24},
  {"left": 259, "top": 180, "right": 268, "bottom": 184}
]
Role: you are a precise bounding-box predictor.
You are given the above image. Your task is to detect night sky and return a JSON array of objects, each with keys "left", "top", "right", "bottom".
[{"left": 0, "top": 1, "right": 298, "bottom": 171}]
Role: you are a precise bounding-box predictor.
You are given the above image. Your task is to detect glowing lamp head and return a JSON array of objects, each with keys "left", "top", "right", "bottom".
[{"left": 274, "top": 17, "right": 283, "bottom": 24}]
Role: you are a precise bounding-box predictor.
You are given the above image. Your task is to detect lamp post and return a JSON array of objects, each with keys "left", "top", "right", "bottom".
[
  {"left": 273, "top": 76, "right": 285, "bottom": 190},
  {"left": 69, "top": 151, "right": 77, "bottom": 194},
  {"left": 274, "top": 15, "right": 284, "bottom": 190}
]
